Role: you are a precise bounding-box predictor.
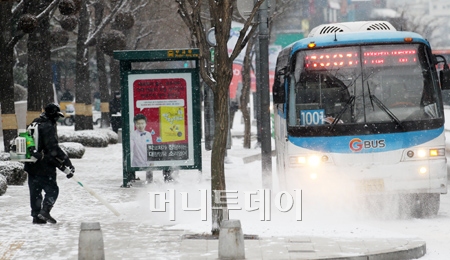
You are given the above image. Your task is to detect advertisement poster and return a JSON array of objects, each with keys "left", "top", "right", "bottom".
[{"left": 128, "top": 73, "right": 193, "bottom": 168}]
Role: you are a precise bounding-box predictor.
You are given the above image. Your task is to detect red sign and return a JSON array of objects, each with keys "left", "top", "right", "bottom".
[
  {"left": 229, "top": 62, "right": 273, "bottom": 94},
  {"left": 131, "top": 78, "right": 189, "bottom": 165}
]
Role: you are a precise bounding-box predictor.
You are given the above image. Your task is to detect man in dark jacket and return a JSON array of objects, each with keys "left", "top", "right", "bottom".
[
  {"left": 109, "top": 91, "right": 122, "bottom": 133},
  {"left": 24, "top": 103, "right": 75, "bottom": 224}
]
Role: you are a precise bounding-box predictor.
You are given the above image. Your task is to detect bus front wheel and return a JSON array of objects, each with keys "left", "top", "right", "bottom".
[{"left": 410, "top": 193, "right": 440, "bottom": 218}]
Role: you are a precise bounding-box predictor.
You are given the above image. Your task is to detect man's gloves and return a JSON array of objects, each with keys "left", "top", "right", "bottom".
[
  {"left": 30, "top": 149, "right": 43, "bottom": 161},
  {"left": 63, "top": 165, "right": 75, "bottom": 179}
]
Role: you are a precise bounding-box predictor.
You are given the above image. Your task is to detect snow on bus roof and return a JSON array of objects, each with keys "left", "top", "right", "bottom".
[{"left": 308, "top": 21, "right": 396, "bottom": 38}]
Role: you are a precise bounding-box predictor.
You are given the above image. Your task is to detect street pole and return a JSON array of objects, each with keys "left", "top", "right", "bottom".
[
  {"left": 254, "top": 31, "right": 261, "bottom": 147},
  {"left": 257, "top": 0, "right": 272, "bottom": 189}
]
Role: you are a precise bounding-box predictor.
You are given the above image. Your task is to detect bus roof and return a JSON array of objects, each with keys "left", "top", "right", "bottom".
[
  {"left": 308, "top": 21, "right": 397, "bottom": 37},
  {"left": 290, "top": 30, "right": 429, "bottom": 56}
]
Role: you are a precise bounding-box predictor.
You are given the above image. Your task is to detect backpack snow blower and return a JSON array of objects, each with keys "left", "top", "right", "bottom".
[{"left": 9, "top": 123, "right": 39, "bottom": 162}]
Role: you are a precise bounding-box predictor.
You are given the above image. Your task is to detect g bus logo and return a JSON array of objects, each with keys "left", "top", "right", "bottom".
[
  {"left": 349, "top": 138, "right": 385, "bottom": 152},
  {"left": 349, "top": 138, "right": 363, "bottom": 152}
]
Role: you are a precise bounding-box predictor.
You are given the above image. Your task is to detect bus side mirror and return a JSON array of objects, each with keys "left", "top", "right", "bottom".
[
  {"left": 435, "top": 54, "right": 450, "bottom": 90},
  {"left": 440, "top": 66, "right": 450, "bottom": 90},
  {"left": 272, "top": 68, "right": 286, "bottom": 104}
]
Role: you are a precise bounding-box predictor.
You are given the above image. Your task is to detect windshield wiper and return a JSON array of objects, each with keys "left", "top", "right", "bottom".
[
  {"left": 331, "top": 95, "right": 355, "bottom": 127},
  {"left": 365, "top": 82, "right": 403, "bottom": 129},
  {"left": 367, "top": 82, "right": 375, "bottom": 111},
  {"left": 329, "top": 75, "right": 360, "bottom": 128},
  {"left": 369, "top": 94, "right": 404, "bottom": 130}
]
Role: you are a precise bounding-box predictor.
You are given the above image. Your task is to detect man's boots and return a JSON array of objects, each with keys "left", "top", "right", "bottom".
[
  {"left": 38, "top": 204, "right": 57, "bottom": 224},
  {"left": 32, "top": 217, "right": 47, "bottom": 224},
  {"left": 163, "top": 170, "right": 174, "bottom": 183}
]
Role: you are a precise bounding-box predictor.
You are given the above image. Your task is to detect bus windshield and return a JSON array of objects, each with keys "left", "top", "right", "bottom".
[{"left": 288, "top": 43, "right": 442, "bottom": 134}]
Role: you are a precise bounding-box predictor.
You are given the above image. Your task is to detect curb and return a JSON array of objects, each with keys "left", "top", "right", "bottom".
[{"left": 305, "top": 239, "right": 426, "bottom": 260}]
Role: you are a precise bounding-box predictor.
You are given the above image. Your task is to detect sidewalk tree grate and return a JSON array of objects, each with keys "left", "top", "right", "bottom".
[
  {"left": 183, "top": 234, "right": 259, "bottom": 240},
  {"left": 0, "top": 240, "right": 25, "bottom": 260},
  {"left": 288, "top": 249, "right": 316, "bottom": 253}
]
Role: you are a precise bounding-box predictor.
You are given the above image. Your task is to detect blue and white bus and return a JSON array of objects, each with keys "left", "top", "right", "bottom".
[{"left": 272, "top": 21, "right": 450, "bottom": 216}]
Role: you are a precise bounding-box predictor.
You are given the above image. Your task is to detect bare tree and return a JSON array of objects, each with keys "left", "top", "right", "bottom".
[
  {"left": 0, "top": 1, "right": 18, "bottom": 152},
  {"left": 237, "top": 0, "right": 296, "bottom": 149},
  {"left": 93, "top": 1, "right": 109, "bottom": 128},
  {"left": 380, "top": 6, "right": 446, "bottom": 48},
  {"left": 0, "top": 0, "right": 59, "bottom": 152},
  {"left": 240, "top": 35, "right": 255, "bottom": 149},
  {"left": 126, "top": 2, "right": 190, "bottom": 52},
  {"left": 176, "top": 0, "right": 261, "bottom": 234},
  {"left": 74, "top": 0, "right": 127, "bottom": 130},
  {"left": 25, "top": 0, "right": 60, "bottom": 124}
]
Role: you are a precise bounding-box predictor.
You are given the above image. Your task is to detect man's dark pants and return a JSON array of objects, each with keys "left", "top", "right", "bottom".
[{"left": 28, "top": 174, "right": 59, "bottom": 217}]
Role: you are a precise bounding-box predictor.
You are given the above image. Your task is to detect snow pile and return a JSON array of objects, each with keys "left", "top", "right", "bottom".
[
  {"left": 0, "top": 174, "right": 7, "bottom": 196},
  {"left": 0, "top": 152, "right": 10, "bottom": 161},
  {"left": 58, "top": 129, "right": 118, "bottom": 147},
  {"left": 60, "top": 142, "right": 85, "bottom": 159},
  {"left": 0, "top": 160, "right": 26, "bottom": 185},
  {"left": 96, "top": 129, "right": 119, "bottom": 144}
]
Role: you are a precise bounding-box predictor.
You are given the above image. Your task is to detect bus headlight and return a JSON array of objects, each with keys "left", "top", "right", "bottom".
[
  {"left": 404, "top": 148, "right": 445, "bottom": 160},
  {"left": 419, "top": 167, "right": 427, "bottom": 175},
  {"left": 417, "top": 149, "right": 427, "bottom": 158},
  {"left": 429, "top": 148, "right": 445, "bottom": 157},
  {"left": 292, "top": 156, "right": 306, "bottom": 164},
  {"left": 308, "top": 155, "right": 321, "bottom": 167},
  {"left": 290, "top": 155, "right": 326, "bottom": 167}
]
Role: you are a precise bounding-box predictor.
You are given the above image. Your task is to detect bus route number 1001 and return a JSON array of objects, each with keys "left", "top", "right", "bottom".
[{"left": 300, "top": 109, "right": 325, "bottom": 126}]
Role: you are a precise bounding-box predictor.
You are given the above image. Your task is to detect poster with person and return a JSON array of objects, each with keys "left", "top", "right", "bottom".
[{"left": 127, "top": 72, "right": 194, "bottom": 168}]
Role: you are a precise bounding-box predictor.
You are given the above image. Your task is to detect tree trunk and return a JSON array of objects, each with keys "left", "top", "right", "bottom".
[
  {"left": 26, "top": 1, "right": 53, "bottom": 125},
  {"left": 0, "top": 2, "right": 17, "bottom": 152},
  {"left": 110, "top": 57, "right": 120, "bottom": 94},
  {"left": 74, "top": 0, "right": 93, "bottom": 131},
  {"left": 94, "top": 2, "right": 110, "bottom": 128},
  {"left": 97, "top": 48, "right": 110, "bottom": 129},
  {"left": 109, "top": 57, "right": 120, "bottom": 129},
  {"left": 209, "top": 0, "right": 234, "bottom": 234},
  {"left": 176, "top": 0, "right": 261, "bottom": 234},
  {"left": 211, "top": 75, "right": 231, "bottom": 234},
  {"left": 241, "top": 36, "right": 255, "bottom": 149}
]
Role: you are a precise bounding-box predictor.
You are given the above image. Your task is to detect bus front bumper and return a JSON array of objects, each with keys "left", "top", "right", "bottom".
[{"left": 285, "top": 158, "right": 448, "bottom": 195}]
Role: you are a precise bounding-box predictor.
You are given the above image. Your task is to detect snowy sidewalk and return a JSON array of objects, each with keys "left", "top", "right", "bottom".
[
  {"left": 0, "top": 195, "right": 427, "bottom": 260},
  {"left": 0, "top": 179, "right": 427, "bottom": 260},
  {"left": 0, "top": 142, "right": 427, "bottom": 259},
  {"left": 0, "top": 182, "right": 428, "bottom": 260}
]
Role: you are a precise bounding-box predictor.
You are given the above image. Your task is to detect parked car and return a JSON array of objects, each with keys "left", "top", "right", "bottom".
[{"left": 59, "top": 104, "right": 101, "bottom": 126}]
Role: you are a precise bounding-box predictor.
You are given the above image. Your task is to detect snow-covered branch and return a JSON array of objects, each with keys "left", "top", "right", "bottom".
[
  {"left": 84, "top": 0, "right": 128, "bottom": 47},
  {"left": 12, "top": 0, "right": 24, "bottom": 16},
  {"left": 229, "top": 1, "right": 262, "bottom": 61},
  {"left": 8, "top": 0, "right": 60, "bottom": 49},
  {"left": 36, "top": 0, "right": 61, "bottom": 20}
]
